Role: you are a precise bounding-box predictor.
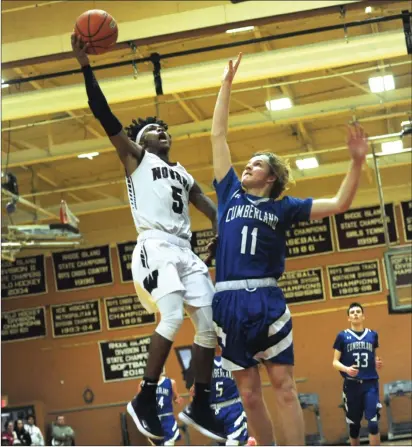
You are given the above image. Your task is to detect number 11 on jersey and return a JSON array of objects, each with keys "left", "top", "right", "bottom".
[{"left": 240, "top": 226, "right": 258, "bottom": 255}]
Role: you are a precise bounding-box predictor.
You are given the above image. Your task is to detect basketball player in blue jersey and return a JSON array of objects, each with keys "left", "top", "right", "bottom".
[
  {"left": 71, "top": 35, "right": 224, "bottom": 443},
  {"left": 210, "top": 349, "right": 249, "bottom": 446},
  {"left": 333, "top": 303, "right": 383, "bottom": 446},
  {"left": 210, "top": 53, "right": 369, "bottom": 446},
  {"left": 191, "top": 347, "right": 255, "bottom": 446},
  {"left": 138, "top": 375, "right": 183, "bottom": 446}
]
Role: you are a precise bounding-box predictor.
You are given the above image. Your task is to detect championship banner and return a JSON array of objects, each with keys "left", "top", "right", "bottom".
[
  {"left": 99, "top": 336, "right": 150, "bottom": 382},
  {"left": 388, "top": 252, "right": 412, "bottom": 288},
  {"left": 334, "top": 204, "right": 398, "bottom": 251},
  {"left": 105, "top": 295, "right": 156, "bottom": 330},
  {"left": 278, "top": 268, "right": 325, "bottom": 304},
  {"left": 116, "top": 241, "right": 136, "bottom": 283},
  {"left": 1, "top": 255, "right": 47, "bottom": 299},
  {"left": 286, "top": 217, "right": 334, "bottom": 258},
  {"left": 400, "top": 200, "right": 412, "bottom": 242},
  {"left": 52, "top": 245, "right": 113, "bottom": 291},
  {"left": 51, "top": 300, "right": 102, "bottom": 338},
  {"left": 191, "top": 229, "right": 215, "bottom": 267},
  {"left": 1, "top": 307, "right": 47, "bottom": 343},
  {"left": 328, "top": 260, "right": 382, "bottom": 299}
]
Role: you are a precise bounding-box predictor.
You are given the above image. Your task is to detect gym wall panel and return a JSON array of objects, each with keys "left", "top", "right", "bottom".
[{"left": 1, "top": 205, "right": 411, "bottom": 445}]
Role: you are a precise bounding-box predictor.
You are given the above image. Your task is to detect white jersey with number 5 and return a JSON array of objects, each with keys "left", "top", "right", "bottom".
[{"left": 126, "top": 151, "right": 194, "bottom": 240}]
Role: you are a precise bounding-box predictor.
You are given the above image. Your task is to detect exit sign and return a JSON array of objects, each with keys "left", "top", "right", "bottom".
[{"left": 1, "top": 396, "right": 8, "bottom": 408}]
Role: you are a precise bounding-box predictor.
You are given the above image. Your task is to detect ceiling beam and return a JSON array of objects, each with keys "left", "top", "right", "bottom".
[
  {"left": 3, "top": 87, "right": 410, "bottom": 169},
  {"left": 2, "top": 1, "right": 361, "bottom": 65},
  {"left": 254, "top": 27, "right": 315, "bottom": 151},
  {"left": 9, "top": 151, "right": 411, "bottom": 224},
  {"left": 2, "top": 29, "right": 407, "bottom": 122}
]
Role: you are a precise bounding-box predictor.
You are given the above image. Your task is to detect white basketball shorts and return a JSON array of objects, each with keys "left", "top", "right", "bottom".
[{"left": 132, "top": 229, "right": 214, "bottom": 313}]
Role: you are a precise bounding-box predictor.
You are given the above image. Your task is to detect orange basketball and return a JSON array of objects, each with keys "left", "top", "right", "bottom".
[{"left": 74, "top": 9, "right": 118, "bottom": 55}]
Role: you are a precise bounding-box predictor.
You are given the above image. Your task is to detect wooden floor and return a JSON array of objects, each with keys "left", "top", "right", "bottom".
[{"left": 382, "top": 440, "right": 412, "bottom": 446}]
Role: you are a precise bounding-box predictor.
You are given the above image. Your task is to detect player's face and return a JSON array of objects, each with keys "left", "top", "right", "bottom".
[
  {"left": 347, "top": 306, "right": 365, "bottom": 324},
  {"left": 142, "top": 124, "right": 172, "bottom": 155},
  {"left": 241, "top": 156, "right": 276, "bottom": 192}
]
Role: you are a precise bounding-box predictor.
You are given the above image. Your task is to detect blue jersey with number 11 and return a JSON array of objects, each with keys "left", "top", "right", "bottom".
[{"left": 213, "top": 168, "right": 312, "bottom": 282}]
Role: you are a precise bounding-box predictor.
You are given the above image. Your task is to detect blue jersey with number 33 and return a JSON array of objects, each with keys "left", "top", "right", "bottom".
[
  {"left": 213, "top": 168, "right": 313, "bottom": 282},
  {"left": 333, "top": 328, "right": 379, "bottom": 380}
]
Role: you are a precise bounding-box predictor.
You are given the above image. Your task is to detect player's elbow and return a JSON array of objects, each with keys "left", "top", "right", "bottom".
[{"left": 211, "top": 131, "right": 226, "bottom": 140}]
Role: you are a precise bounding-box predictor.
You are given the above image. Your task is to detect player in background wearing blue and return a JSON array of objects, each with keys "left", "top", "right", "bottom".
[
  {"left": 191, "top": 347, "right": 256, "bottom": 446},
  {"left": 210, "top": 347, "right": 249, "bottom": 446},
  {"left": 210, "top": 53, "right": 369, "bottom": 446},
  {"left": 138, "top": 375, "right": 183, "bottom": 446},
  {"left": 333, "top": 303, "right": 383, "bottom": 446}
]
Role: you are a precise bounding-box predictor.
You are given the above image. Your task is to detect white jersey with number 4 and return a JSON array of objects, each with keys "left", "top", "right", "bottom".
[{"left": 126, "top": 151, "right": 194, "bottom": 240}]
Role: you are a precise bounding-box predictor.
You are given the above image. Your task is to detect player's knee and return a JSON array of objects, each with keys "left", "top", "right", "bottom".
[
  {"left": 239, "top": 388, "right": 263, "bottom": 410},
  {"left": 349, "top": 423, "right": 361, "bottom": 439},
  {"left": 190, "top": 306, "right": 217, "bottom": 348},
  {"left": 194, "top": 328, "right": 216, "bottom": 348},
  {"left": 156, "top": 308, "right": 184, "bottom": 341},
  {"left": 271, "top": 372, "right": 297, "bottom": 404},
  {"left": 367, "top": 419, "right": 379, "bottom": 435}
]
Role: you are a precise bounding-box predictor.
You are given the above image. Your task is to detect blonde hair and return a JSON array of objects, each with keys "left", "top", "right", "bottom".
[{"left": 254, "top": 151, "right": 295, "bottom": 199}]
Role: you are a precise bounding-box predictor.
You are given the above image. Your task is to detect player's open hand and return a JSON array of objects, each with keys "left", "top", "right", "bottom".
[
  {"left": 346, "top": 122, "right": 369, "bottom": 163},
  {"left": 189, "top": 385, "right": 195, "bottom": 398},
  {"left": 222, "top": 53, "right": 242, "bottom": 84},
  {"left": 204, "top": 236, "right": 218, "bottom": 267},
  {"left": 376, "top": 356, "right": 383, "bottom": 369},
  {"left": 71, "top": 33, "right": 90, "bottom": 67},
  {"left": 174, "top": 396, "right": 183, "bottom": 405},
  {"left": 346, "top": 365, "right": 359, "bottom": 377}
]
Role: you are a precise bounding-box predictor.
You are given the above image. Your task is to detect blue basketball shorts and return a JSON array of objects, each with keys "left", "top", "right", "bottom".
[
  {"left": 343, "top": 379, "right": 381, "bottom": 425},
  {"left": 212, "top": 286, "right": 293, "bottom": 371},
  {"left": 154, "top": 414, "right": 180, "bottom": 445}
]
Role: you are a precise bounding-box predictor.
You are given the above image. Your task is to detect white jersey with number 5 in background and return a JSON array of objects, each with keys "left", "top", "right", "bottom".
[{"left": 126, "top": 151, "right": 194, "bottom": 240}]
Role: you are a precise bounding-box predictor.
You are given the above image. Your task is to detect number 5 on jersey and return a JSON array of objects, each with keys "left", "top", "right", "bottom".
[
  {"left": 171, "top": 186, "right": 183, "bottom": 214},
  {"left": 241, "top": 226, "right": 258, "bottom": 255}
]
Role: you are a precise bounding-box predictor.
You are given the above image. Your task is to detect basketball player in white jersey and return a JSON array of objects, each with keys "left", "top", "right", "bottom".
[{"left": 71, "top": 35, "right": 225, "bottom": 443}]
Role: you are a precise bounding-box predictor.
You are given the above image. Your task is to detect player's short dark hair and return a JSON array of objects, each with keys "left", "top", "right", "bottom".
[
  {"left": 254, "top": 151, "right": 295, "bottom": 199},
  {"left": 125, "top": 116, "right": 169, "bottom": 142},
  {"left": 347, "top": 302, "right": 364, "bottom": 315}
]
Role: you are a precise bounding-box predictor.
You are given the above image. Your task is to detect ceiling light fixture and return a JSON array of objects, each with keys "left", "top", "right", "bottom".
[
  {"left": 381, "top": 140, "right": 404, "bottom": 154},
  {"left": 368, "top": 74, "right": 395, "bottom": 93},
  {"left": 295, "top": 157, "right": 319, "bottom": 170},
  {"left": 226, "top": 26, "right": 255, "bottom": 34},
  {"left": 77, "top": 152, "right": 99, "bottom": 160},
  {"left": 265, "top": 97, "right": 293, "bottom": 111}
]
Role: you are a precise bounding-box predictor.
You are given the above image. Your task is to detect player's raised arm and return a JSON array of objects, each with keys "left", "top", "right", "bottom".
[
  {"left": 310, "top": 123, "right": 368, "bottom": 220},
  {"left": 211, "top": 53, "right": 242, "bottom": 182},
  {"left": 71, "top": 34, "right": 143, "bottom": 176}
]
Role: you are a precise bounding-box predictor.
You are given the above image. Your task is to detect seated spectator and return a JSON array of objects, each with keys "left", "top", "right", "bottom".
[
  {"left": 14, "top": 420, "right": 31, "bottom": 446},
  {"left": 51, "top": 417, "right": 75, "bottom": 446},
  {"left": 24, "top": 417, "right": 43, "bottom": 447},
  {"left": 1, "top": 421, "right": 16, "bottom": 446}
]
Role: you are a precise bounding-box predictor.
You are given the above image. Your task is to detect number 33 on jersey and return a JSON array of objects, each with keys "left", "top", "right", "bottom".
[{"left": 333, "top": 328, "right": 379, "bottom": 380}]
